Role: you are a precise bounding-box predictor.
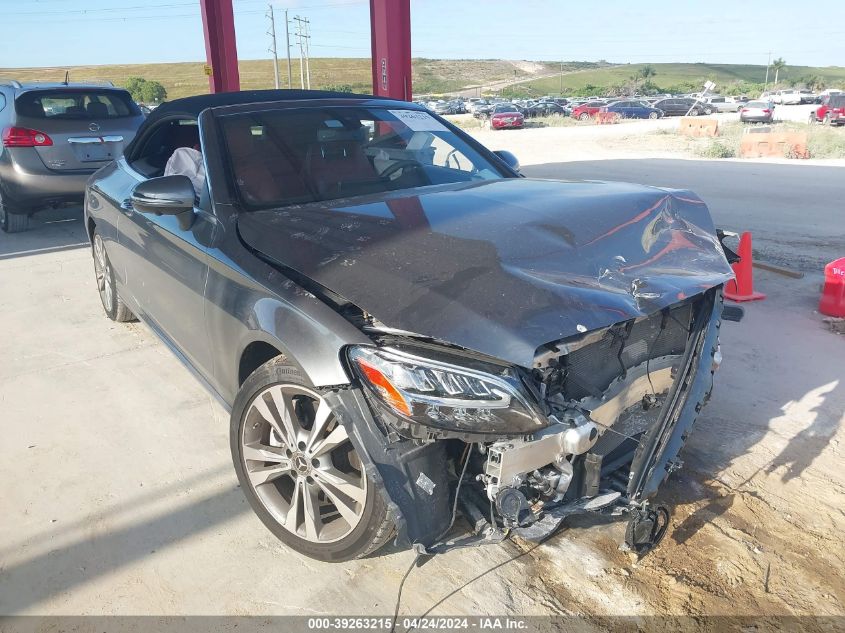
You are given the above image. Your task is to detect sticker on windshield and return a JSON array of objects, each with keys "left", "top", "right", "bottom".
[{"left": 388, "top": 109, "right": 449, "bottom": 132}]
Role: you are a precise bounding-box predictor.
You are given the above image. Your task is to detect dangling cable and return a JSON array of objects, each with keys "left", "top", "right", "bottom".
[{"left": 391, "top": 443, "right": 474, "bottom": 632}]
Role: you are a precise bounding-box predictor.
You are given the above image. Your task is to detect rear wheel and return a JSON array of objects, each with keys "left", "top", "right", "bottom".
[
  {"left": 824, "top": 114, "right": 832, "bottom": 126},
  {"left": 0, "top": 189, "right": 28, "bottom": 234},
  {"left": 231, "top": 358, "right": 393, "bottom": 562},
  {"left": 92, "top": 231, "right": 135, "bottom": 322},
  {"left": 648, "top": 111, "right": 659, "bottom": 120},
  {"left": 578, "top": 112, "right": 590, "bottom": 121}
]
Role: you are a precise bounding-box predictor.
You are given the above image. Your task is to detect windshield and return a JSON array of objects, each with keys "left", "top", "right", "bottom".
[
  {"left": 493, "top": 104, "right": 519, "bottom": 113},
  {"left": 15, "top": 89, "right": 139, "bottom": 119},
  {"left": 220, "top": 106, "right": 508, "bottom": 209}
]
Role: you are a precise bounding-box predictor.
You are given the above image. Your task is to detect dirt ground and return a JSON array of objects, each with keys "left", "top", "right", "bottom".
[
  {"left": 459, "top": 105, "right": 845, "bottom": 168},
  {"left": 1, "top": 118, "right": 843, "bottom": 629}
]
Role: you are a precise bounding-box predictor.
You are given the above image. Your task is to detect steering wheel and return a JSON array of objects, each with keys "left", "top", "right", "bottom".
[
  {"left": 380, "top": 159, "right": 423, "bottom": 180},
  {"left": 444, "top": 149, "right": 465, "bottom": 171}
]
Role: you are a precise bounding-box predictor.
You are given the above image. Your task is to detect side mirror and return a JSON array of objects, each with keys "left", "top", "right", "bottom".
[
  {"left": 493, "top": 150, "right": 520, "bottom": 173},
  {"left": 131, "top": 175, "right": 195, "bottom": 216}
]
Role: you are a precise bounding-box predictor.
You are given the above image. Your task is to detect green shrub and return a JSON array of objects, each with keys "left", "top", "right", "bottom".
[{"left": 697, "top": 140, "right": 736, "bottom": 158}]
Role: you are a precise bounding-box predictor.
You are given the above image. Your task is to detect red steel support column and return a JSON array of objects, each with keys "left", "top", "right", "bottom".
[
  {"left": 200, "top": 0, "right": 240, "bottom": 93},
  {"left": 369, "top": 0, "right": 412, "bottom": 101}
]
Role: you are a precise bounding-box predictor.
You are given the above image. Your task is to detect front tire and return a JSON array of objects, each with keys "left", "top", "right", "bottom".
[
  {"left": 578, "top": 112, "right": 590, "bottom": 121},
  {"left": 648, "top": 111, "right": 659, "bottom": 120},
  {"left": 92, "top": 230, "right": 135, "bottom": 322},
  {"left": 230, "top": 357, "right": 393, "bottom": 562}
]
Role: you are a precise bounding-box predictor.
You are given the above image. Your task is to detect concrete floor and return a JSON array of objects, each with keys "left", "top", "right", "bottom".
[{"left": 1, "top": 154, "right": 843, "bottom": 621}]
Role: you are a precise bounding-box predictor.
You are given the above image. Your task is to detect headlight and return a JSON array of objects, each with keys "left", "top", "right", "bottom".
[{"left": 348, "top": 346, "right": 546, "bottom": 434}]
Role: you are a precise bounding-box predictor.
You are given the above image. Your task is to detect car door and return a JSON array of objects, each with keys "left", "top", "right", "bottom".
[
  {"left": 615, "top": 101, "right": 633, "bottom": 118},
  {"left": 118, "top": 118, "right": 217, "bottom": 380}
]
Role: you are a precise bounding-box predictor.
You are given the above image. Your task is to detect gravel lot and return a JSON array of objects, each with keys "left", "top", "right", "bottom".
[{"left": 1, "top": 119, "right": 843, "bottom": 627}]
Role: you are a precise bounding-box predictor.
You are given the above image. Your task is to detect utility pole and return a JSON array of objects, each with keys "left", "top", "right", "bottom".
[
  {"left": 304, "top": 18, "right": 311, "bottom": 89},
  {"left": 559, "top": 60, "right": 563, "bottom": 95},
  {"left": 284, "top": 9, "right": 292, "bottom": 88},
  {"left": 267, "top": 4, "right": 279, "bottom": 89},
  {"left": 293, "top": 15, "right": 309, "bottom": 89},
  {"left": 764, "top": 51, "right": 772, "bottom": 88}
]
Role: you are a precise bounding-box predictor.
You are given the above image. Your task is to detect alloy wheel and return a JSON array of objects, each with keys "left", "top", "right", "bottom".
[
  {"left": 240, "top": 383, "right": 367, "bottom": 544},
  {"left": 93, "top": 234, "right": 114, "bottom": 310}
]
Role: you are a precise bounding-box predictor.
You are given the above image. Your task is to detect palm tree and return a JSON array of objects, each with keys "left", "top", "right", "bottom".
[{"left": 772, "top": 58, "right": 786, "bottom": 84}]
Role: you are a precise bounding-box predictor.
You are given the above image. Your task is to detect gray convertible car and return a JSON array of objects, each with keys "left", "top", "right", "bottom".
[{"left": 84, "top": 90, "right": 736, "bottom": 562}]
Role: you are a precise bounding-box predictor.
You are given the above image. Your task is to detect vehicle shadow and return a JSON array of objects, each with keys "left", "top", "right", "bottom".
[
  {"left": 0, "top": 486, "right": 249, "bottom": 614},
  {"left": 0, "top": 206, "right": 88, "bottom": 261}
]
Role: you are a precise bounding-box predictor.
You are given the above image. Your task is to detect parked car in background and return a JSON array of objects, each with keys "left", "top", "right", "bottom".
[
  {"left": 601, "top": 100, "right": 663, "bottom": 119},
  {"left": 652, "top": 98, "right": 707, "bottom": 116},
  {"left": 740, "top": 100, "right": 775, "bottom": 123},
  {"left": 810, "top": 93, "right": 845, "bottom": 126},
  {"left": 776, "top": 89, "right": 802, "bottom": 105},
  {"left": 432, "top": 100, "right": 453, "bottom": 115},
  {"left": 570, "top": 100, "right": 606, "bottom": 121},
  {"left": 84, "top": 89, "right": 734, "bottom": 562},
  {"left": 490, "top": 103, "right": 524, "bottom": 129},
  {"left": 0, "top": 79, "right": 144, "bottom": 233},
  {"left": 799, "top": 90, "right": 818, "bottom": 104},
  {"left": 533, "top": 101, "right": 566, "bottom": 117},
  {"left": 703, "top": 96, "right": 742, "bottom": 113},
  {"left": 472, "top": 101, "right": 495, "bottom": 119}
]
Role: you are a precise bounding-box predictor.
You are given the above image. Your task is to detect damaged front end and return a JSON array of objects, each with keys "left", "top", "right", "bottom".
[{"left": 326, "top": 286, "right": 726, "bottom": 555}]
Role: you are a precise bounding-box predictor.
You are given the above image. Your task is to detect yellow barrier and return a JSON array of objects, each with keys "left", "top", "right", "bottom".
[
  {"left": 739, "top": 131, "right": 809, "bottom": 159},
  {"left": 678, "top": 117, "right": 719, "bottom": 137}
]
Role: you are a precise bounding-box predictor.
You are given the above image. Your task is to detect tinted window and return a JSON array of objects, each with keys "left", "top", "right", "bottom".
[
  {"left": 746, "top": 101, "right": 768, "bottom": 108},
  {"left": 493, "top": 104, "right": 519, "bottom": 113},
  {"left": 15, "top": 90, "right": 140, "bottom": 119},
  {"left": 220, "top": 107, "right": 508, "bottom": 210},
  {"left": 0, "top": 91, "right": 6, "bottom": 112},
  {"left": 829, "top": 96, "right": 845, "bottom": 108}
]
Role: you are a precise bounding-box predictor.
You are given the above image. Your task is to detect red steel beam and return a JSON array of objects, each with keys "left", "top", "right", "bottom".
[
  {"left": 200, "top": 0, "right": 240, "bottom": 93},
  {"left": 369, "top": 0, "right": 412, "bottom": 101}
]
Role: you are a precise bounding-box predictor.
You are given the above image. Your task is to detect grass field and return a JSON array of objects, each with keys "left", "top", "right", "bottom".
[
  {"left": 511, "top": 62, "right": 845, "bottom": 95},
  {"left": 5, "top": 60, "right": 845, "bottom": 101},
  {"left": 0, "top": 58, "right": 560, "bottom": 100}
]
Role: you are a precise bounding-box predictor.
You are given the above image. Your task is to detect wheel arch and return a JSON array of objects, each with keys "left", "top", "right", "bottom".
[{"left": 238, "top": 339, "right": 289, "bottom": 386}]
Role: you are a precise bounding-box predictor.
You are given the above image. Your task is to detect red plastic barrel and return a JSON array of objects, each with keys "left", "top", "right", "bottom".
[{"left": 819, "top": 257, "right": 845, "bottom": 318}]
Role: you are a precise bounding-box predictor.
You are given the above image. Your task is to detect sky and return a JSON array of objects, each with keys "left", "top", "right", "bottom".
[{"left": 1, "top": 0, "right": 844, "bottom": 69}]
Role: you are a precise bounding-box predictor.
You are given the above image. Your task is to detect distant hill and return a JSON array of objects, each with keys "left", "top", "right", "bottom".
[
  {"left": 4, "top": 60, "right": 843, "bottom": 100},
  {"left": 0, "top": 58, "right": 566, "bottom": 100},
  {"left": 510, "top": 62, "right": 845, "bottom": 95}
]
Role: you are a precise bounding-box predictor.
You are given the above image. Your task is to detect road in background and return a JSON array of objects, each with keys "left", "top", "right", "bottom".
[{"left": 523, "top": 159, "right": 844, "bottom": 273}]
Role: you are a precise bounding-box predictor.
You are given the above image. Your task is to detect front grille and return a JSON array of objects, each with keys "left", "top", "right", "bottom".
[{"left": 560, "top": 302, "right": 692, "bottom": 400}]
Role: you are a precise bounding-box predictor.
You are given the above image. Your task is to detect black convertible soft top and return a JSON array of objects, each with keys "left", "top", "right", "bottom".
[
  {"left": 144, "top": 89, "right": 397, "bottom": 122},
  {"left": 126, "top": 89, "right": 408, "bottom": 158}
]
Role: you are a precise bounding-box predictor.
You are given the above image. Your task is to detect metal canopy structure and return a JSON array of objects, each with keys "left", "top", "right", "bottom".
[{"left": 199, "top": 0, "right": 412, "bottom": 100}]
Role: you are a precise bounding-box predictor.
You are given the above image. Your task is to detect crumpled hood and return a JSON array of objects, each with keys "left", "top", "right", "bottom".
[{"left": 238, "top": 178, "right": 734, "bottom": 367}]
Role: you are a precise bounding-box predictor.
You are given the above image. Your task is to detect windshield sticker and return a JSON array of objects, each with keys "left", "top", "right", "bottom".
[{"left": 388, "top": 109, "right": 449, "bottom": 132}]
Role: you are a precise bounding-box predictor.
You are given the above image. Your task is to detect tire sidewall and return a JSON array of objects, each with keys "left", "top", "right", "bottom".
[{"left": 229, "top": 360, "right": 388, "bottom": 562}]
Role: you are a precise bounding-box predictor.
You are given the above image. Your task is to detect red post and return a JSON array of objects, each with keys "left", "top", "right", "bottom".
[
  {"left": 200, "top": 0, "right": 240, "bottom": 93},
  {"left": 369, "top": 0, "right": 412, "bottom": 101}
]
